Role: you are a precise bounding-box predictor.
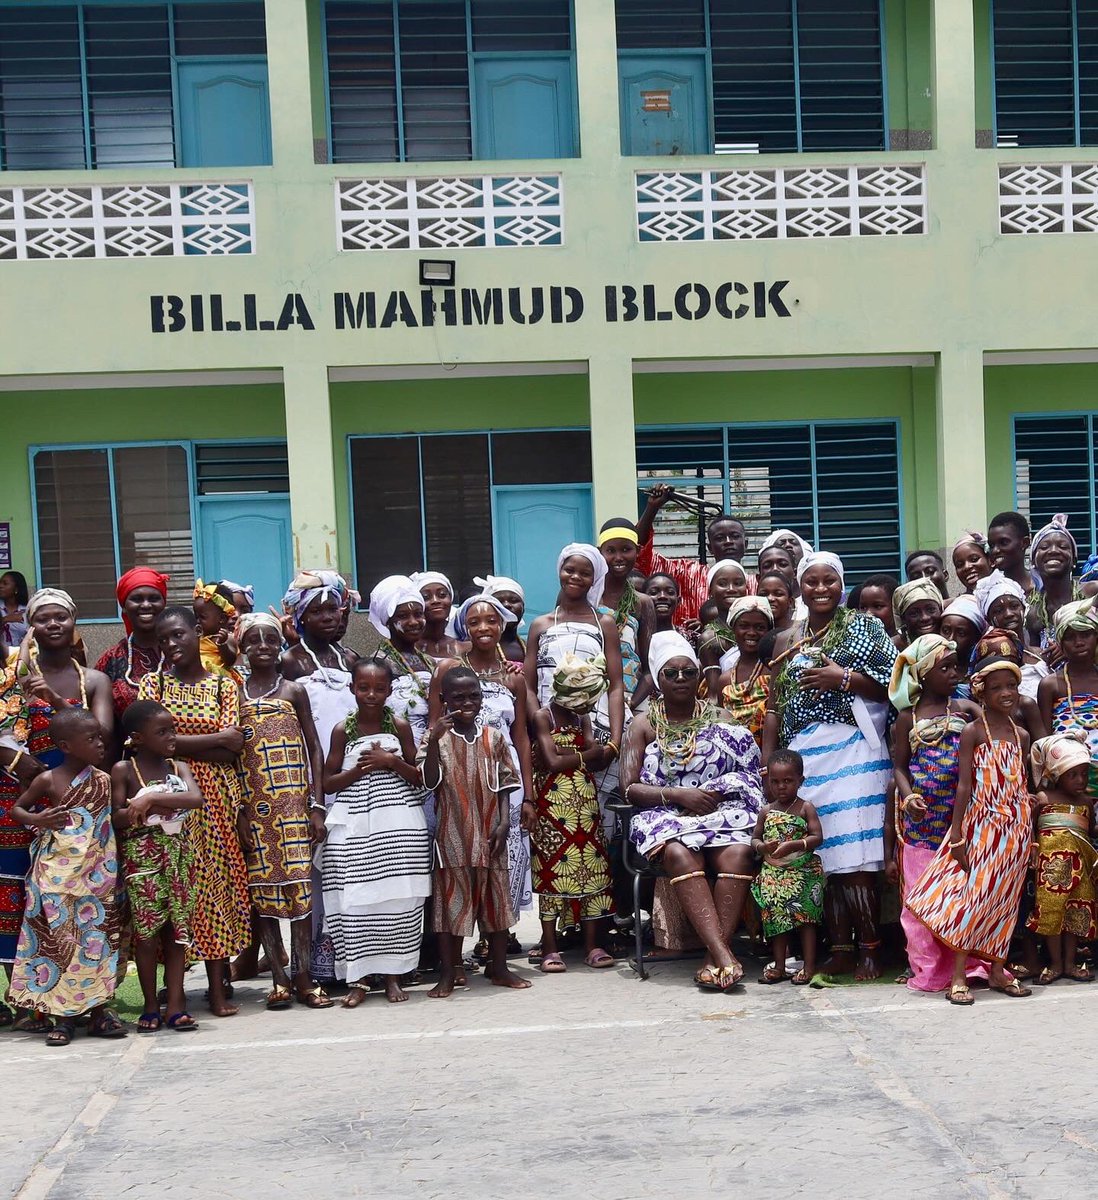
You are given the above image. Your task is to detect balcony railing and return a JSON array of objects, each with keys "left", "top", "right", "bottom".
[
  {"left": 999, "top": 162, "right": 1098, "bottom": 234},
  {"left": 636, "top": 164, "right": 927, "bottom": 241},
  {"left": 0, "top": 182, "right": 255, "bottom": 259},
  {"left": 336, "top": 174, "right": 563, "bottom": 250}
]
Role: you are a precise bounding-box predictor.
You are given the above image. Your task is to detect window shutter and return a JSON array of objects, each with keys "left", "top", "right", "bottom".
[
  {"left": 993, "top": 0, "right": 1076, "bottom": 147},
  {"left": 727, "top": 425, "right": 815, "bottom": 559},
  {"left": 421, "top": 434, "right": 491, "bottom": 588},
  {"left": 398, "top": 1, "right": 471, "bottom": 162},
  {"left": 614, "top": 0, "right": 706, "bottom": 49},
  {"left": 0, "top": 6, "right": 86, "bottom": 170},
  {"left": 326, "top": 1, "right": 399, "bottom": 164},
  {"left": 490, "top": 431, "right": 592, "bottom": 485},
  {"left": 33, "top": 449, "right": 117, "bottom": 618},
  {"left": 1078, "top": 2, "right": 1098, "bottom": 145},
  {"left": 350, "top": 436, "right": 425, "bottom": 584},
  {"left": 636, "top": 427, "right": 726, "bottom": 561},
  {"left": 194, "top": 443, "right": 289, "bottom": 496},
  {"left": 1014, "top": 415, "right": 1095, "bottom": 557},
  {"left": 471, "top": 0, "right": 572, "bottom": 51},
  {"left": 112, "top": 446, "right": 194, "bottom": 606},
  {"left": 172, "top": 3, "right": 267, "bottom": 57}
]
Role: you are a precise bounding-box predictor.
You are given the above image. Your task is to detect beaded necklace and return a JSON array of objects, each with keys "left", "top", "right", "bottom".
[
  {"left": 300, "top": 638, "right": 350, "bottom": 690},
  {"left": 461, "top": 645, "right": 508, "bottom": 680},
  {"left": 649, "top": 696, "right": 716, "bottom": 768},
  {"left": 378, "top": 639, "right": 434, "bottom": 699},
  {"left": 910, "top": 697, "right": 956, "bottom": 748},
  {"left": 1030, "top": 579, "right": 1083, "bottom": 639},
  {"left": 244, "top": 673, "right": 283, "bottom": 702},
  {"left": 123, "top": 636, "right": 164, "bottom": 688},
  {"left": 1064, "top": 665, "right": 1098, "bottom": 730},
  {"left": 979, "top": 709, "right": 1023, "bottom": 781}
]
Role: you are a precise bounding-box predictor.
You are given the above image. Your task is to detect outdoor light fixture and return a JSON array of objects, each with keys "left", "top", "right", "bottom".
[{"left": 419, "top": 259, "right": 456, "bottom": 287}]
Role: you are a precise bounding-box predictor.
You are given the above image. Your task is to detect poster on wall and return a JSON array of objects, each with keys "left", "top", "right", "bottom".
[{"left": 0, "top": 524, "right": 10, "bottom": 571}]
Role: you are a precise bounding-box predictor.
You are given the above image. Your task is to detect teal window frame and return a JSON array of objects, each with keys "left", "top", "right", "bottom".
[
  {"left": 28, "top": 437, "right": 288, "bottom": 621},
  {"left": 323, "top": 0, "right": 577, "bottom": 164},
  {"left": 613, "top": 0, "right": 890, "bottom": 155},
  {"left": 1013, "top": 411, "right": 1098, "bottom": 558},
  {"left": 0, "top": 0, "right": 268, "bottom": 172}
]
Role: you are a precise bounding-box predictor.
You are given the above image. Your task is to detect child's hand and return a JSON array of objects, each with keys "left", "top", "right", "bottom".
[
  {"left": 884, "top": 858, "right": 899, "bottom": 886},
  {"left": 357, "top": 747, "right": 394, "bottom": 774},
  {"left": 27, "top": 807, "right": 69, "bottom": 831},
  {"left": 212, "top": 628, "right": 229, "bottom": 648},
  {"left": 428, "top": 715, "right": 453, "bottom": 744},
  {"left": 949, "top": 841, "right": 969, "bottom": 873},
  {"left": 309, "top": 808, "right": 328, "bottom": 844},
  {"left": 520, "top": 800, "right": 537, "bottom": 833},
  {"left": 128, "top": 794, "right": 155, "bottom": 822},
  {"left": 218, "top": 727, "right": 245, "bottom": 754},
  {"left": 10, "top": 754, "right": 43, "bottom": 786},
  {"left": 489, "top": 819, "right": 510, "bottom": 857},
  {"left": 902, "top": 793, "right": 927, "bottom": 819},
  {"left": 503, "top": 659, "right": 522, "bottom": 676}
]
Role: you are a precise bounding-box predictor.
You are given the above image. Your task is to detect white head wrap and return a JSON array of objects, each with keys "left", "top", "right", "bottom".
[
  {"left": 557, "top": 543, "right": 607, "bottom": 608},
  {"left": 26, "top": 587, "right": 77, "bottom": 621},
  {"left": 973, "top": 569, "right": 1025, "bottom": 619},
  {"left": 649, "top": 630, "right": 699, "bottom": 688},
  {"left": 410, "top": 571, "right": 454, "bottom": 599},
  {"left": 368, "top": 575, "right": 424, "bottom": 638},
  {"left": 728, "top": 595, "right": 773, "bottom": 628},
  {"left": 473, "top": 574, "right": 526, "bottom": 628},
  {"left": 796, "top": 551, "right": 845, "bottom": 587},
  {"left": 448, "top": 594, "right": 517, "bottom": 642},
  {"left": 705, "top": 559, "right": 747, "bottom": 590},
  {"left": 760, "top": 528, "right": 814, "bottom": 559},
  {"left": 942, "top": 593, "right": 987, "bottom": 635}
]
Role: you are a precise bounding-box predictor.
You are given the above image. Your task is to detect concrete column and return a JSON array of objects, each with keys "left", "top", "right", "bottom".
[
  {"left": 283, "top": 362, "right": 340, "bottom": 569},
  {"left": 264, "top": 0, "right": 315, "bottom": 168},
  {"left": 574, "top": 0, "right": 622, "bottom": 162},
  {"left": 936, "top": 347, "right": 987, "bottom": 544},
  {"left": 930, "top": 0, "right": 976, "bottom": 151},
  {"left": 588, "top": 354, "right": 638, "bottom": 526}
]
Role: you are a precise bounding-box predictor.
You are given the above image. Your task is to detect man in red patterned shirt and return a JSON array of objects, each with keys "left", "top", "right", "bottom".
[{"left": 635, "top": 484, "right": 750, "bottom": 625}]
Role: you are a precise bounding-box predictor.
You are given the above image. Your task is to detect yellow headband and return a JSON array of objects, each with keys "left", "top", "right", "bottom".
[
  {"left": 193, "top": 579, "right": 237, "bottom": 621},
  {"left": 598, "top": 527, "right": 639, "bottom": 547}
]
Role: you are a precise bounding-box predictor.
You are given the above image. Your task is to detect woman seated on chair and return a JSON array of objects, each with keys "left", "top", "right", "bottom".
[{"left": 620, "top": 631, "right": 764, "bottom": 992}]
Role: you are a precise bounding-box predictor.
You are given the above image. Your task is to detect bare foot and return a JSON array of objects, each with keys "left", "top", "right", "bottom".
[
  {"left": 230, "top": 947, "right": 259, "bottom": 982},
  {"left": 453, "top": 969, "right": 468, "bottom": 989},
  {"left": 207, "top": 1000, "right": 239, "bottom": 1018},
  {"left": 489, "top": 966, "right": 532, "bottom": 990},
  {"left": 854, "top": 948, "right": 882, "bottom": 981},
  {"left": 820, "top": 948, "right": 856, "bottom": 976},
  {"left": 428, "top": 971, "right": 456, "bottom": 999},
  {"left": 384, "top": 977, "right": 408, "bottom": 1004},
  {"left": 341, "top": 983, "right": 370, "bottom": 1008}
]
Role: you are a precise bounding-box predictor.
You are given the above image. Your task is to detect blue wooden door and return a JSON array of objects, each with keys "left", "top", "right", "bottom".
[
  {"left": 177, "top": 59, "right": 272, "bottom": 167},
  {"left": 618, "top": 54, "right": 709, "bottom": 156},
  {"left": 198, "top": 497, "right": 292, "bottom": 614},
  {"left": 492, "top": 485, "right": 594, "bottom": 619},
  {"left": 473, "top": 56, "right": 576, "bottom": 159}
]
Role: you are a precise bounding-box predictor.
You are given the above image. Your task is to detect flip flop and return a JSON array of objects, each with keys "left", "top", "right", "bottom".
[
  {"left": 1068, "top": 964, "right": 1094, "bottom": 982},
  {"left": 989, "top": 978, "right": 1032, "bottom": 998},
  {"left": 946, "top": 983, "right": 974, "bottom": 1006},
  {"left": 46, "top": 1019, "right": 76, "bottom": 1047},
  {"left": 296, "top": 985, "right": 334, "bottom": 1009},
  {"left": 790, "top": 968, "right": 811, "bottom": 985},
  {"left": 137, "top": 1012, "right": 162, "bottom": 1034},
  {"left": 265, "top": 987, "right": 293, "bottom": 1011},
  {"left": 87, "top": 1010, "right": 128, "bottom": 1039},
  {"left": 583, "top": 948, "right": 615, "bottom": 969},
  {"left": 1036, "top": 967, "right": 1063, "bottom": 986},
  {"left": 540, "top": 952, "right": 567, "bottom": 974},
  {"left": 165, "top": 1012, "right": 198, "bottom": 1032},
  {"left": 758, "top": 965, "right": 791, "bottom": 985}
]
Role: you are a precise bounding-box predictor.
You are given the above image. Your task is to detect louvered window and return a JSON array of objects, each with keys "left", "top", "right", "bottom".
[
  {"left": 615, "top": 0, "right": 886, "bottom": 154},
  {"left": 636, "top": 420, "right": 903, "bottom": 578},
  {"left": 194, "top": 443, "right": 289, "bottom": 496},
  {"left": 325, "top": 0, "right": 574, "bottom": 163},
  {"left": 33, "top": 444, "right": 194, "bottom": 618},
  {"left": 0, "top": 1, "right": 268, "bottom": 171},
  {"left": 991, "top": 0, "right": 1098, "bottom": 147},
  {"left": 1014, "top": 415, "right": 1096, "bottom": 556}
]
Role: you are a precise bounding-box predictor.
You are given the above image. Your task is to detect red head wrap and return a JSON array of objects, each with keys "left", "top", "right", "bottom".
[{"left": 116, "top": 568, "right": 170, "bottom": 633}]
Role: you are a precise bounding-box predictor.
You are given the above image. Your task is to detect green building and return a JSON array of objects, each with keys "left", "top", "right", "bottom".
[{"left": 2, "top": 0, "right": 1097, "bottom": 631}]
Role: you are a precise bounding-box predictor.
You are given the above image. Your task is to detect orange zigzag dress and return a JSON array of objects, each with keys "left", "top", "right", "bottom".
[{"left": 905, "top": 729, "right": 1032, "bottom": 964}]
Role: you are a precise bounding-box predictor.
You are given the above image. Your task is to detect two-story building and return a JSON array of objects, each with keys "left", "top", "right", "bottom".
[{"left": 2, "top": 0, "right": 1097, "bottom": 627}]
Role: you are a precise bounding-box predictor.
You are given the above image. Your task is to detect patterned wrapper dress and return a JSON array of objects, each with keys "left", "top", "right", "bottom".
[
  {"left": 750, "top": 806, "right": 824, "bottom": 937},
  {"left": 94, "top": 637, "right": 161, "bottom": 723},
  {"left": 137, "top": 672, "right": 251, "bottom": 960},
  {"left": 120, "top": 768, "right": 196, "bottom": 944},
  {"left": 532, "top": 723, "right": 614, "bottom": 925},
  {"left": 905, "top": 734, "right": 1032, "bottom": 963},
  {"left": 7, "top": 766, "right": 122, "bottom": 1017},
  {"left": 239, "top": 695, "right": 314, "bottom": 922},
  {"left": 320, "top": 720, "right": 431, "bottom": 978},
  {"left": 1026, "top": 803, "right": 1098, "bottom": 939},
  {"left": 721, "top": 668, "right": 769, "bottom": 747},
  {"left": 899, "top": 712, "right": 988, "bottom": 992},
  {"left": 1052, "top": 692, "right": 1098, "bottom": 794},
  {"left": 0, "top": 658, "right": 29, "bottom": 965}
]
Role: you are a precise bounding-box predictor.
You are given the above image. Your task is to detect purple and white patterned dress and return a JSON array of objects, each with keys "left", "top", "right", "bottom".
[{"left": 629, "top": 720, "right": 764, "bottom": 858}]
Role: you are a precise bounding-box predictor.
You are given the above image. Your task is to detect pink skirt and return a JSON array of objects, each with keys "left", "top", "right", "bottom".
[{"left": 900, "top": 842, "right": 989, "bottom": 992}]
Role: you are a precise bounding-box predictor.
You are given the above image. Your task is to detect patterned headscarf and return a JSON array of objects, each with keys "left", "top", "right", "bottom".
[
  {"left": 952, "top": 530, "right": 988, "bottom": 556},
  {"left": 888, "top": 633, "right": 956, "bottom": 710},
  {"left": 193, "top": 579, "right": 237, "bottom": 621},
  {"left": 26, "top": 587, "right": 77, "bottom": 622},
  {"left": 557, "top": 543, "right": 607, "bottom": 608},
  {"left": 236, "top": 611, "right": 284, "bottom": 643},
  {"left": 282, "top": 570, "right": 350, "bottom": 634},
  {"left": 1053, "top": 598, "right": 1098, "bottom": 643},
  {"left": 728, "top": 595, "right": 773, "bottom": 628},
  {"left": 969, "top": 627, "right": 1024, "bottom": 691},
  {"left": 973, "top": 570, "right": 1025, "bottom": 618},
  {"left": 115, "top": 567, "right": 169, "bottom": 633},
  {"left": 367, "top": 575, "right": 423, "bottom": 638},
  {"left": 550, "top": 651, "right": 609, "bottom": 712},
  {"left": 705, "top": 559, "right": 747, "bottom": 590},
  {"left": 1031, "top": 512, "right": 1077, "bottom": 563},
  {"left": 796, "top": 550, "right": 845, "bottom": 587},
  {"left": 220, "top": 579, "right": 255, "bottom": 609},
  {"left": 892, "top": 578, "right": 944, "bottom": 620},
  {"left": 449, "top": 594, "right": 516, "bottom": 643},
  {"left": 1031, "top": 731, "right": 1092, "bottom": 787},
  {"left": 942, "top": 593, "right": 987, "bottom": 636}
]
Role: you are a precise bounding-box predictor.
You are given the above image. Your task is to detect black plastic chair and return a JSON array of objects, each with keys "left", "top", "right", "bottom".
[{"left": 607, "top": 800, "right": 668, "bottom": 980}]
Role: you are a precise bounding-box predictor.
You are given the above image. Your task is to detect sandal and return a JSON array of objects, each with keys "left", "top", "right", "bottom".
[
  {"left": 527, "top": 946, "right": 544, "bottom": 964},
  {"left": 714, "top": 962, "right": 744, "bottom": 993},
  {"left": 471, "top": 939, "right": 489, "bottom": 964},
  {"left": 989, "top": 978, "right": 1032, "bottom": 998},
  {"left": 694, "top": 966, "right": 719, "bottom": 990},
  {"left": 1036, "top": 966, "right": 1063, "bottom": 986},
  {"left": 165, "top": 1012, "right": 198, "bottom": 1032},
  {"left": 506, "top": 932, "right": 522, "bottom": 956},
  {"left": 296, "top": 985, "right": 334, "bottom": 1009},
  {"left": 758, "top": 965, "right": 790, "bottom": 985},
  {"left": 946, "top": 983, "right": 974, "bottom": 1006},
  {"left": 1005, "top": 962, "right": 1036, "bottom": 981},
  {"left": 265, "top": 986, "right": 293, "bottom": 1011},
  {"left": 1068, "top": 964, "right": 1094, "bottom": 982},
  {"left": 11, "top": 1012, "right": 48, "bottom": 1034},
  {"left": 583, "top": 948, "right": 615, "bottom": 969},
  {"left": 87, "top": 1010, "right": 128, "bottom": 1039},
  {"left": 540, "top": 952, "right": 567, "bottom": 974},
  {"left": 0, "top": 1005, "right": 12, "bottom": 1029},
  {"left": 790, "top": 968, "right": 811, "bottom": 986},
  {"left": 137, "top": 1011, "right": 162, "bottom": 1034},
  {"left": 46, "top": 1019, "right": 76, "bottom": 1047}
]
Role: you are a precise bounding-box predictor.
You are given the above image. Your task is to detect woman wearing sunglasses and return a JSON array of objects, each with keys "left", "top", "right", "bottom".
[{"left": 620, "top": 631, "right": 764, "bottom": 992}]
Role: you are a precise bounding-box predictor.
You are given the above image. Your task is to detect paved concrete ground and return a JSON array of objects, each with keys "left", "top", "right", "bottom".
[{"left": 4, "top": 912, "right": 1095, "bottom": 1200}]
